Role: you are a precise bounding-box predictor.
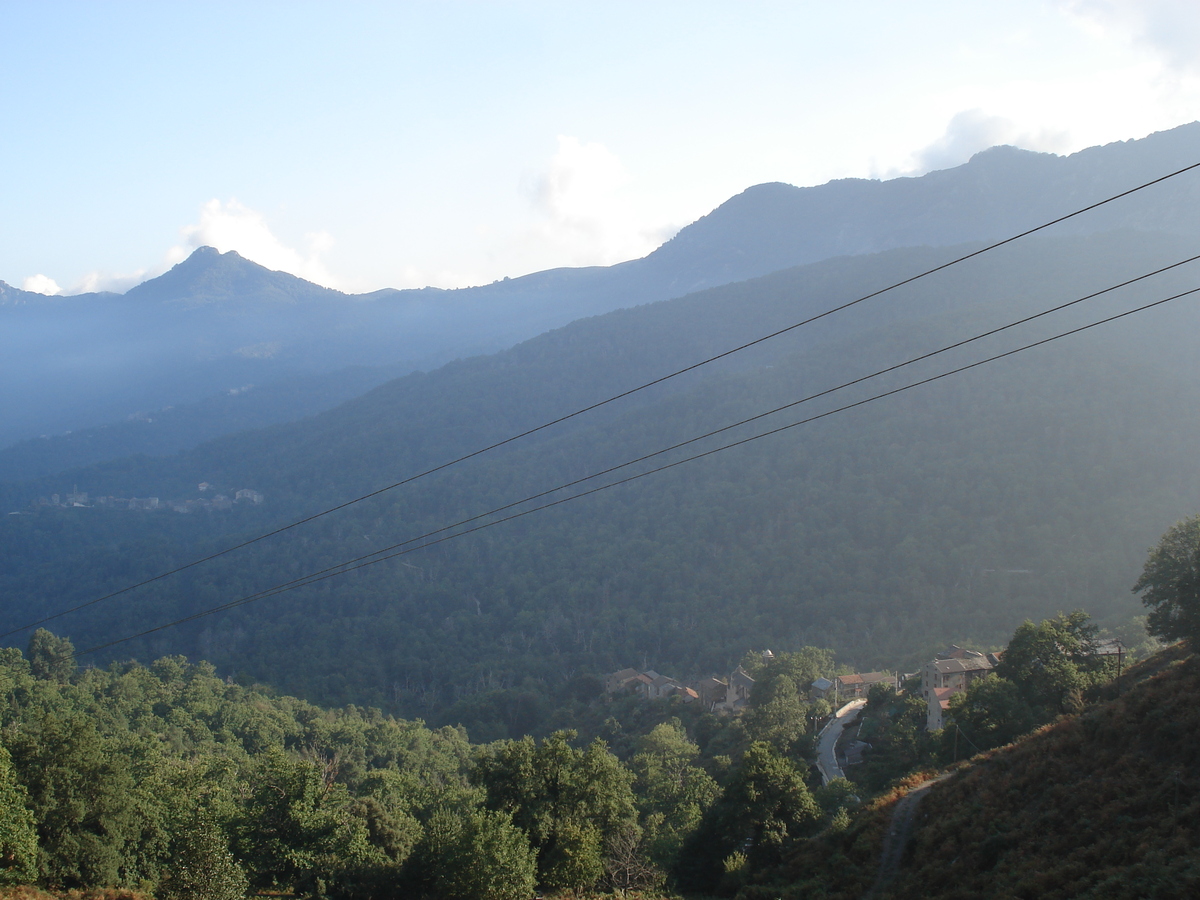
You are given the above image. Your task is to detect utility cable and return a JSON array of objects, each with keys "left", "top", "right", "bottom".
[
  {"left": 87, "top": 249, "right": 1199, "bottom": 606},
  {"left": 5, "top": 160, "right": 1198, "bottom": 642},
  {"left": 66, "top": 281, "right": 1200, "bottom": 660}
]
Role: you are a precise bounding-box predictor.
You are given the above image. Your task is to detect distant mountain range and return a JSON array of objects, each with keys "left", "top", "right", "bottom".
[{"left": 3, "top": 121, "right": 1199, "bottom": 480}]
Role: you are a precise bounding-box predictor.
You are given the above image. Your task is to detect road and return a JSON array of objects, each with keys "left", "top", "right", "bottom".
[
  {"left": 861, "top": 773, "right": 951, "bottom": 899},
  {"left": 816, "top": 698, "right": 866, "bottom": 785}
]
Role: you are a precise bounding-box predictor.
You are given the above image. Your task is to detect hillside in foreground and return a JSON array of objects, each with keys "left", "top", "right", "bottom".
[{"left": 766, "top": 642, "right": 1198, "bottom": 900}]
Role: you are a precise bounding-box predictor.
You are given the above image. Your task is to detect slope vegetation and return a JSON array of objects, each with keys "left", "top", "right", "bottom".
[{"left": 772, "top": 643, "right": 1199, "bottom": 900}]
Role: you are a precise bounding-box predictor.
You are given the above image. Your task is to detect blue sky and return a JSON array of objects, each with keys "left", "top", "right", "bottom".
[{"left": 4, "top": 1, "right": 1200, "bottom": 294}]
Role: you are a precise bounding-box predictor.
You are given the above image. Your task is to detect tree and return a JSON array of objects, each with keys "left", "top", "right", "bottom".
[
  {"left": 1134, "top": 515, "right": 1200, "bottom": 644},
  {"left": 156, "top": 814, "right": 249, "bottom": 900},
  {"left": 629, "top": 721, "right": 719, "bottom": 870},
  {"left": 7, "top": 713, "right": 155, "bottom": 888},
  {"left": 473, "top": 731, "right": 638, "bottom": 894},
  {"left": 946, "top": 674, "right": 1034, "bottom": 752},
  {"left": 27, "top": 628, "right": 76, "bottom": 683},
  {"left": 0, "top": 742, "right": 37, "bottom": 886},
  {"left": 675, "top": 742, "right": 820, "bottom": 893},
  {"left": 233, "top": 748, "right": 369, "bottom": 895},
  {"left": 410, "top": 807, "right": 536, "bottom": 900},
  {"left": 740, "top": 677, "right": 809, "bottom": 752},
  {"left": 997, "top": 611, "right": 1113, "bottom": 717},
  {"left": 743, "top": 648, "right": 834, "bottom": 705}
]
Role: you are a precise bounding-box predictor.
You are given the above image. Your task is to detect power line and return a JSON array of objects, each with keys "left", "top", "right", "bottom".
[
  {"left": 5, "top": 160, "right": 1198, "bottom": 642},
  {"left": 84, "top": 248, "right": 1199, "bottom": 616},
  {"left": 66, "top": 281, "right": 1200, "bottom": 661}
]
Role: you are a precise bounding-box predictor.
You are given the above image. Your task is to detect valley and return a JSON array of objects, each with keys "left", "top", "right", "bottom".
[{"left": 4, "top": 122, "right": 1200, "bottom": 898}]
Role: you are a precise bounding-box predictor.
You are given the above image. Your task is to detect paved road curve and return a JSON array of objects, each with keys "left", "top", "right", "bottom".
[{"left": 816, "top": 698, "right": 866, "bottom": 785}]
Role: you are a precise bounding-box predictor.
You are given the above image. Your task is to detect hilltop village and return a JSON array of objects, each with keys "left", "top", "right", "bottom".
[{"left": 23, "top": 482, "right": 264, "bottom": 514}]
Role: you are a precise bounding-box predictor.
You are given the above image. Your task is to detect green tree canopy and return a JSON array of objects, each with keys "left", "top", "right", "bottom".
[
  {"left": 947, "top": 674, "right": 1035, "bottom": 753},
  {"left": 0, "top": 742, "right": 37, "bottom": 886},
  {"left": 156, "top": 813, "right": 249, "bottom": 900},
  {"left": 675, "top": 741, "right": 820, "bottom": 892},
  {"left": 27, "top": 628, "right": 76, "bottom": 683},
  {"left": 473, "top": 730, "right": 638, "bottom": 894},
  {"left": 410, "top": 807, "right": 536, "bottom": 900},
  {"left": 629, "top": 721, "right": 720, "bottom": 869},
  {"left": 1134, "top": 515, "right": 1200, "bottom": 644},
  {"left": 997, "top": 611, "right": 1114, "bottom": 718}
]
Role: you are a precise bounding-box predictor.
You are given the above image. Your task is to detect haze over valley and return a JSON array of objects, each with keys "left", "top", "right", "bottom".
[{"left": 5, "top": 5, "right": 1200, "bottom": 897}]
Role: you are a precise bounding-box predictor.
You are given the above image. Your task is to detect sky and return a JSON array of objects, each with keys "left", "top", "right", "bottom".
[{"left": 3, "top": 0, "right": 1200, "bottom": 295}]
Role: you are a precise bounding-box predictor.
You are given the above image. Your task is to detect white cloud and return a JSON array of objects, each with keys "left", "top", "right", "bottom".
[
  {"left": 169, "top": 199, "right": 340, "bottom": 288},
  {"left": 888, "top": 109, "right": 1072, "bottom": 178},
  {"left": 1060, "top": 0, "right": 1200, "bottom": 75},
  {"left": 55, "top": 200, "right": 341, "bottom": 295},
  {"left": 527, "top": 135, "right": 630, "bottom": 232},
  {"left": 68, "top": 268, "right": 149, "bottom": 294},
  {"left": 517, "top": 135, "right": 668, "bottom": 268},
  {"left": 21, "top": 274, "right": 61, "bottom": 295}
]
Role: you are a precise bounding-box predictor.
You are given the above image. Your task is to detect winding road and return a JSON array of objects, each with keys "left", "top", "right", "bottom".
[
  {"left": 813, "top": 698, "right": 950, "bottom": 898},
  {"left": 816, "top": 698, "right": 866, "bottom": 784}
]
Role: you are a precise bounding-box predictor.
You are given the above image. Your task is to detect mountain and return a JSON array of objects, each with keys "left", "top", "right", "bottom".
[
  {"left": 4, "top": 122, "right": 1200, "bottom": 475},
  {"left": 652, "top": 124, "right": 1200, "bottom": 289},
  {"left": 3, "top": 225, "right": 1199, "bottom": 729}
]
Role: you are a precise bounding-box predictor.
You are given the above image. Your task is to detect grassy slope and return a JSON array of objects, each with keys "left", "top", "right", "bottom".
[{"left": 770, "top": 643, "right": 1199, "bottom": 900}]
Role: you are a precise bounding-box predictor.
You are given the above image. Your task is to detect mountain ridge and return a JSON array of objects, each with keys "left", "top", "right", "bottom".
[{"left": 5, "top": 122, "right": 1200, "bottom": 473}]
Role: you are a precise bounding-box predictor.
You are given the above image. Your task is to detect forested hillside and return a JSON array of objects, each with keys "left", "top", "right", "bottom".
[
  {"left": 766, "top": 642, "right": 1200, "bottom": 900},
  {"left": 3, "top": 226, "right": 1199, "bottom": 732},
  {"left": 0, "top": 633, "right": 847, "bottom": 898}
]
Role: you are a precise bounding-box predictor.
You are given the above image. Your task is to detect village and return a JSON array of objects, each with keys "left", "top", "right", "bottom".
[
  {"left": 610, "top": 644, "right": 1000, "bottom": 737},
  {"left": 608, "top": 632, "right": 1129, "bottom": 783},
  {"left": 28, "top": 482, "right": 264, "bottom": 514}
]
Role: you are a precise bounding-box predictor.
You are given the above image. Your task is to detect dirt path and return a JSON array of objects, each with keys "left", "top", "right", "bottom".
[{"left": 861, "top": 773, "right": 950, "bottom": 899}]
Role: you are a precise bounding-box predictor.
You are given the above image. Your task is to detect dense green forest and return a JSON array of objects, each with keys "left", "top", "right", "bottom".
[
  {"left": 0, "top": 630, "right": 867, "bottom": 898},
  {"left": 3, "top": 230, "right": 1200, "bottom": 731},
  {"left": 0, "top": 604, "right": 1186, "bottom": 898}
]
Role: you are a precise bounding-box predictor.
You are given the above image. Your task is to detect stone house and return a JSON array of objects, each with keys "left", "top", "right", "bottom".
[{"left": 921, "top": 646, "right": 1003, "bottom": 730}]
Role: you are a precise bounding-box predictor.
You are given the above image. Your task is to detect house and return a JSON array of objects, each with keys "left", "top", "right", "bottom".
[
  {"left": 834, "top": 672, "right": 896, "bottom": 699},
  {"left": 730, "top": 665, "right": 755, "bottom": 704},
  {"left": 921, "top": 646, "right": 1001, "bottom": 730},
  {"left": 697, "top": 676, "right": 729, "bottom": 709},
  {"left": 709, "top": 665, "right": 756, "bottom": 712},
  {"left": 675, "top": 686, "right": 700, "bottom": 703},
  {"left": 235, "top": 489, "right": 264, "bottom": 504},
  {"left": 606, "top": 660, "right": 752, "bottom": 711},
  {"left": 632, "top": 672, "right": 658, "bottom": 699},
  {"left": 927, "top": 687, "right": 958, "bottom": 731},
  {"left": 605, "top": 668, "right": 640, "bottom": 694},
  {"left": 648, "top": 673, "right": 686, "bottom": 700},
  {"left": 810, "top": 677, "right": 834, "bottom": 701}
]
